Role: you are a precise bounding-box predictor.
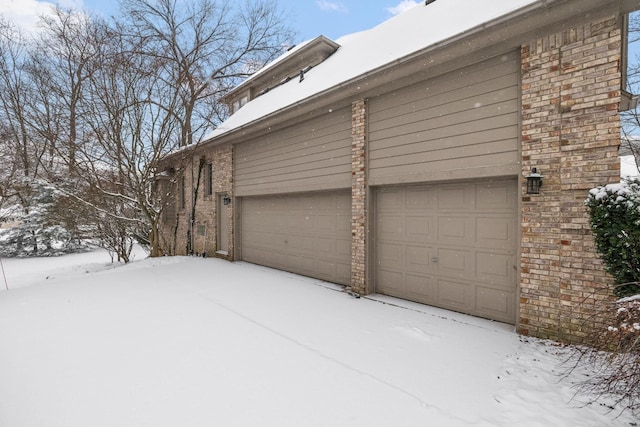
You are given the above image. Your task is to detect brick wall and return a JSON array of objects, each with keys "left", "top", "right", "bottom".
[
  {"left": 161, "top": 144, "right": 233, "bottom": 258},
  {"left": 520, "top": 16, "right": 622, "bottom": 342},
  {"left": 350, "top": 99, "right": 367, "bottom": 294},
  {"left": 213, "top": 144, "right": 234, "bottom": 259}
]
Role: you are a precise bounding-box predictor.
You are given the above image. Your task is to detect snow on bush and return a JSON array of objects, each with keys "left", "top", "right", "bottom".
[
  {"left": 586, "top": 179, "right": 640, "bottom": 297},
  {"left": 579, "top": 180, "right": 640, "bottom": 414}
]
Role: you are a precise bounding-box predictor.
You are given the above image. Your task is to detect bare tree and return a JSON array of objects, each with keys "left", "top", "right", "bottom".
[
  {"left": 119, "top": 0, "right": 292, "bottom": 147},
  {"left": 30, "top": 7, "right": 101, "bottom": 176},
  {"left": 75, "top": 0, "right": 293, "bottom": 257},
  {"left": 0, "top": 0, "right": 292, "bottom": 259},
  {"left": 0, "top": 19, "right": 40, "bottom": 179}
]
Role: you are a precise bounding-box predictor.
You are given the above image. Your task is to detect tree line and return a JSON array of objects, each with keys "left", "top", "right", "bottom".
[{"left": 0, "top": 0, "right": 292, "bottom": 260}]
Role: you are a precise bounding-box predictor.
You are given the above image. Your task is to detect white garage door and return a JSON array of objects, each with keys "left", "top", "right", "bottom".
[
  {"left": 241, "top": 191, "right": 351, "bottom": 285},
  {"left": 375, "top": 179, "right": 518, "bottom": 323}
]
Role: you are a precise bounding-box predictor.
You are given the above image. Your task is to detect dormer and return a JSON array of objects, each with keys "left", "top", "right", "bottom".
[{"left": 223, "top": 35, "right": 341, "bottom": 114}]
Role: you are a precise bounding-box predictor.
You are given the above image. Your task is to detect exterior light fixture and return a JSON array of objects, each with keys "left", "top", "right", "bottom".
[
  {"left": 223, "top": 194, "right": 231, "bottom": 205},
  {"left": 525, "top": 168, "right": 543, "bottom": 195}
]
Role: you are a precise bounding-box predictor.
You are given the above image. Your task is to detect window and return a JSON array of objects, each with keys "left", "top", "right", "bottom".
[
  {"left": 205, "top": 163, "right": 213, "bottom": 196},
  {"left": 232, "top": 95, "right": 249, "bottom": 113}
]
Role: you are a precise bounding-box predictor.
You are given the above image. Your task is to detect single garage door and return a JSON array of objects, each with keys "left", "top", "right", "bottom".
[
  {"left": 375, "top": 179, "right": 517, "bottom": 323},
  {"left": 241, "top": 191, "right": 351, "bottom": 285}
]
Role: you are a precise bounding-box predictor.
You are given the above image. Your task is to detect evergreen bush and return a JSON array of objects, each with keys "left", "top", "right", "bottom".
[{"left": 586, "top": 179, "right": 640, "bottom": 297}]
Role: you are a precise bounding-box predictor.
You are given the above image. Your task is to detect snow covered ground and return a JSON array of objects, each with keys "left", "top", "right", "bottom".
[{"left": 0, "top": 251, "right": 636, "bottom": 426}]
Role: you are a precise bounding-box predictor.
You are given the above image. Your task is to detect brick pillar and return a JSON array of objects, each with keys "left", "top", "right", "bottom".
[
  {"left": 350, "top": 99, "right": 367, "bottom": 294},
  {"left": 520, "top": 16, "right": 622, "bottom": 342},
  {"left": 214, "top": 144, "right": 234, "bottom": 259}
]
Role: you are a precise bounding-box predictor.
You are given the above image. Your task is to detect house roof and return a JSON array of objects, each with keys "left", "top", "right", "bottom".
[{"left": 199, "top": 0, "right": 632, "bottom": 145}]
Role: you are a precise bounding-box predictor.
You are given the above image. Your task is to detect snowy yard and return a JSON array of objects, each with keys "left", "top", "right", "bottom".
[{"left": 0, "top": 250, "right": 636, "bottom": 426}]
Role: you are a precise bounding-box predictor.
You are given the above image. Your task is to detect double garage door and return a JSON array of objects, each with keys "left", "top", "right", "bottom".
[
  {"left": 375, "top": 179, "right": 518, "bottom": 324},
  {"left": 238, "top": 179, "right": 517, "bottom": 324},
  {"left": 240, "top": 191, "right": 351, "bottom": 285}
]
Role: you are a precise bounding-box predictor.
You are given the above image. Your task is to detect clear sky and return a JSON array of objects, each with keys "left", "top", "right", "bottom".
[{"left": 1, "top": 0, "right": 421, "bottom": 43}]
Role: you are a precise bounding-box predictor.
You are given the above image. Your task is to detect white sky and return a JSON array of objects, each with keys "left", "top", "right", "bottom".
[{"left": 0, "top": 0, "right": 84, "bottom": 34}]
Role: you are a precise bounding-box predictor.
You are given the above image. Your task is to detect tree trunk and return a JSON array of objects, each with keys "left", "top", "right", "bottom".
[{"left": 149, "top": 221, "right": 163, "bottom": 257}]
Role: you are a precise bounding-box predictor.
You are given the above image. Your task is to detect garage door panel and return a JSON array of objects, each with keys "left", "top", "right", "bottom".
[
  {"left": 477, "top": 182, "right": 516, "bottom": 210},
  {"left": 477, "top": 217, "right": 515, "bottom": 250},
  {"left": 476, "top": 251, "right": 513, "bottom": 286},
  {"left": 377, "top": 188, "right": 404, "bottom": 210},
  {"left": 289, "top": 235, "right": 313, "bottom": 252},
  {"left": 406, "top": 274, "right": 437, "bottom": 301},
  {"left": 378, "top": 242, "right": 404, "bottom": 266},
  {"left": 406, "top": 216, "right": 433, "bottom": 243},
  {"left": 438, "top": 280, "right": 474, "bottom": 311},
  {"left": 336, "top": 264, "right": 351, "bottom": 284},
  {"left": 375, "top": 179, "right": 517, "bottom": 324},
  {"left": 406, "top": 245, "right": 434, "bottom": 274},
  {"left": 317, "top": 215, "right": 336, "bottom": 233},
  {"left": 438, "top": 248, "right": 472, "bottom": 277},
  {"left": 438, "top": 216, "right": 475, "bottom": 246},
  {"left": 378, "top": 269, "right": 404, "bottom": 294},
  {"left": 437, "top": 185, "right": 474, "bottom": 210},
  {"left": 337, "top": 214, "right": 350, "bottom": 232},
  {"left": 405, "top": 187, "right": 434, "bottom": 209},
  {"left": 316, "top": 259, "right": 338, "bottom": 280},
  {"left": 336, "top": 239, "right": 351, "bottom": 257},
  {"left": 241, "top": 191, "right": 351, "bottom": 285},
  {"left": 317, "top": 237, "right": 334, "bottom": 255},
  {"left": 476, "top": 287, "right": 514, "bottom": 323},
  {"left": 378, "top": 215, "right": 404, "bottom": 241}
]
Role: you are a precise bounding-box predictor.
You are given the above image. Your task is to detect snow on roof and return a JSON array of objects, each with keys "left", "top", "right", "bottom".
[{"left": 205, "top": 0, "right": 539, "bottom": 141}]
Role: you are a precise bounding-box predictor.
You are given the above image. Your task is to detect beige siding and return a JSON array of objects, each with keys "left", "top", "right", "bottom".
[
  {"left": 369, "top": 51, "right": 520, "bottom": 185},
  {"left": 235, "top": 107, "right": 352, "bottom": 196},
  {"left": 240, "top": 191, "right": 351, "bottom": 285}
]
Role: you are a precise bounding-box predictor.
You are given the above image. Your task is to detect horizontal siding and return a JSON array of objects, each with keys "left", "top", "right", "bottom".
[
  {"left": 369, "top": 51, "right": 520, "bottom": 186},
  {"left": 235, "top": 107, "right": 352, "bottom": 196}
]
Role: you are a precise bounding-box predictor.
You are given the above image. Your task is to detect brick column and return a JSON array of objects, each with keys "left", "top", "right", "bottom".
[
  {"left": 350, "top": 99, "right": 367, "bottom": 294},
  {"left": 214, "top": 144, "right": 234, "bottom": 259},
  {"left": 520, "top": 16, "right": 622, "bottom": 342}
]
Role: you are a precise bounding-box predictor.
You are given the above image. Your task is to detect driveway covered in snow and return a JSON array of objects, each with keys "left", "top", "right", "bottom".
[{"left": 0, "top": 253, "right": 633, "bottom": 426}]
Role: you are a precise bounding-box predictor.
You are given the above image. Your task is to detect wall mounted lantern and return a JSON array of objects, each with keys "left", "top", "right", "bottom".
[
  {"left": 223, "top": 194, "right": 232, "bottom": 205},
  {"left": 525, "top": 168, "right": 543, "bottom": 195}
]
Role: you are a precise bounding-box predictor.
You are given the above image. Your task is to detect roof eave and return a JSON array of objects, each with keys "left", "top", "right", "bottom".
[{"left": 188, "top": 0, "right": 633, "bottom": 152}]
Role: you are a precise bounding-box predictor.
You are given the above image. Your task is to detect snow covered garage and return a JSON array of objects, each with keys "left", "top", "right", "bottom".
[{"left": 161, "top": 0, "right": 639, "bottom": 343}]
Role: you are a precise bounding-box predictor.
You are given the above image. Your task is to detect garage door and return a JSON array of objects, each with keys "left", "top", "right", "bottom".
[
  {"left": 375, "top": 179, "right": 517, "bottom": 323},
  {"left": 241, "top": 191, "right": 351, "bottom": 285}
]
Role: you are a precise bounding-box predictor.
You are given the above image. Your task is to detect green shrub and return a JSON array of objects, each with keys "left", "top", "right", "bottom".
[{"left": 586, "top": 180, "right": 640, "bottom": 297}]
